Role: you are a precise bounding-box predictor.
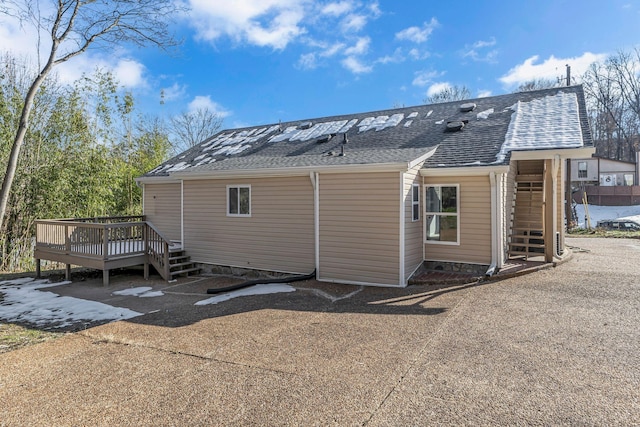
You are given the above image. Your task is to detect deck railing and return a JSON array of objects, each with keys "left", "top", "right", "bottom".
[
  {"left": 35, "top": 217, "right": 174, "bottom": 281},
  {"left": 145, "top": 222, "right": 172, "bottom": 280},
  {"left": 36, "top": 219, "right": 146, "bottom": 259}
]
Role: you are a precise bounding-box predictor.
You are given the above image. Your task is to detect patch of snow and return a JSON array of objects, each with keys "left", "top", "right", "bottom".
[
  {"left": 476, "top": 108, "right": 494, "bottom": 120},
  {"left": 112, "top": 287, "right": 164, "bottom": 298},
  {"left": 407, "top": 112, "right": 419, "bottom": 119},
  {"left": 574, "top": 204, "right": 640, "bottom": 228},
  {"left": 496, "top": 92, "right": 583, "bottom": 163},
  {"left": 435, "top": 120, "right": 444, "bottom": 125},
  {"left": 0, "top": 278, "right": 142, "bottom": 329},
  {"left": 211, "top": 144, "right": 252, "bottom": 156},
  {"left": 426, "top": 110, "right": 433, "bottom": 117},
  {"left": 194, "top": 283, "right": 296, "bottom": 306},
  {"left": 166, "top": 162, "right": 189, "bottom": 172},
  {"left": 358, "top": 114, "right": 405, "bottom": 132},
  {"left": 269, "top": 120, "right": 357, "bottom": 143},
  {"left": 404, "top": 120, "right": 413, "bottom": 127}
]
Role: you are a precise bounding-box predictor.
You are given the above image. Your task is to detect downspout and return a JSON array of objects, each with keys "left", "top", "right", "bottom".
[
  {"left": 310, "top": 172, "right": 320, "bottom": 277},
  {"left": 485, "top": 171, "right": 499, "bottom": 277}
]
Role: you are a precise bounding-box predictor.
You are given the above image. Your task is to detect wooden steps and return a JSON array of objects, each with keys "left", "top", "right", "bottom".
[
  {"left": 508, "top": 168, "right": 545, "bottom": 260},
  {"left": 168, "top": 247, "right": 200, "bottom": 280}
]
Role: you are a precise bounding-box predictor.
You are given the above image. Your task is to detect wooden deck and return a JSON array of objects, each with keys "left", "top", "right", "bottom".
[{"left": 34, "top": 216, "right": 179, "bottom": 285}]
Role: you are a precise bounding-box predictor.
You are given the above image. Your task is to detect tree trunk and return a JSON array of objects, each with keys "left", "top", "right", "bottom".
[{"left": 0, "top": 69, "right": 51, "bottom": 231}]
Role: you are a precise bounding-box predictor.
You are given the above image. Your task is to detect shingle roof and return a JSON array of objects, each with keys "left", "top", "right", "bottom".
[{"left": 143, "top": 85, "right": 592, "bottom": 178}]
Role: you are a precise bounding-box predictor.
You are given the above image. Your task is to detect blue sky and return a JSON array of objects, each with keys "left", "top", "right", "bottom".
[{"left": 3, "top": 0, "right": 640, "bottom": 130}]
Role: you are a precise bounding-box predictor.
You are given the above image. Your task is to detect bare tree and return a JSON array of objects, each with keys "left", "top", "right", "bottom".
[
  {"left": 0, "top": 0, "right": 185, "bottom": 231},
  {"left": 517, "top": 78, "right": 560, "bottom": 92},
  {"left": 424, "top": 85, "right": 471, "bottom": 104},
  {"left": 582, "top": 49, "right": 640, "bottom": 161},
  {"left": 170, "top": 108, "right": 224, "bottom": 153}
]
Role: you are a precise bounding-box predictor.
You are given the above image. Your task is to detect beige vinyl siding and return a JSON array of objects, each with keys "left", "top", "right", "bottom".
[
  {"left": 143, "top": 183, "right": 182, "bottom": 241},
  {"left": 404, "top": 165, "right": 424, "bottom": 282},
  {"left": 319, "top": 172, "right": 400, "bottom": 285},
  {"left": 424, "top": 175, "right": 492, "bottom": 265},
  {"left": 183, "top": 176, "right": 314, "bottom": 274}
]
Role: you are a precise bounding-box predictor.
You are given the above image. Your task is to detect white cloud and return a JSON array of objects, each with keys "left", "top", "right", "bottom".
[
  {"left": 395, "top": 18, "right": 439, "bottom": 43},
  {"left": 409, "top": 48, "right": 430, "bottom": 61},
  {"left": 56, "top": 56, "right": 147, "bottom": 88},
  {"left": 341, "top": 14, "right": 367, "bottom": 32},
  {"left": 297, "top": 52, "right": 317, "bottom": 69},
  {"left": 376, "top": 48, "right": 405, "bottom": 64},
  {"left": 113, "top": 59, "right": 146, "bottom": 88},
  {"left": 462, "top": 37, "right": 498, "bottom": 62},
  {"left": 0, "top": 14, "right": 39, "bottom": 59},
  {"left": 189, "top": 0, "right": 307, "bottom": 50},
  {"left": 500, "top": 52, "right": 607, "bottom": 87},
  {"left": 341, "top": 56, "right": 372, "bottom": 74},
  {"left": 344, "top": 37, "right": 370, "bottom": 56},
  {"left": 412, "top": 70, "right": 442, "bottom": 87},
  {"left": 321, "top": 1, "right": 353, "bottom": 16},
  {"left": 162, "top": 83, "right": 188, "bottom": 102},
  {"left": 477, "top": 90, "right": 492, "bottom": 98},
  {"left": 426, "top": 82, "right": 451, "bottom": 97},
  {"left": 188, "top": 96, "right": 232, "bottom": 117},
  {"left": 321, "top": 42, "right": 346, "bottom": 57}
]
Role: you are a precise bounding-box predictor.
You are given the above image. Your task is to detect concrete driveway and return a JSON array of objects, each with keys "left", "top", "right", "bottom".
[{"left": 0, "top": 237, "right": 638, "bottom": 425}]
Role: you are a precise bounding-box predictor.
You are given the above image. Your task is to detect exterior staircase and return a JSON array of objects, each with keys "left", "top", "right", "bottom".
[
  {"left": 168, "top": 246, "right": 201, "bottom": 280},
  {"left": 508, "top": 173, "right": 545, "bottom": 259}
]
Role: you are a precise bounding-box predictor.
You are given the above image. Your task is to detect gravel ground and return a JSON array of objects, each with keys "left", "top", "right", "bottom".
[{"left": 0, "top": 237, "right": 638, "bottom": 426}]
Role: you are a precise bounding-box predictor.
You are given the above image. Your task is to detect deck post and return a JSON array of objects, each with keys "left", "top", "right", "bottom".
[
  {"left": 103, "top": 269, "right": 109, "bottom": 287},
  {"left": 143, "top": 224, "right": 149, "bottom": 279},
  {"left": 35, "top": 259, "right": 41, "bottom": 278},
  {"left": 65, "top": 264, "right": 71, "bottom": 281}
]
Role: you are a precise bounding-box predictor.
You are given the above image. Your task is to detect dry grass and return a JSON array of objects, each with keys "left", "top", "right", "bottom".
[
  {"left": 568, "top": 228, "right": 640, "bottom": 238},
  {"left": 0, "top": 323, "right": 65, "bottom": 354}
]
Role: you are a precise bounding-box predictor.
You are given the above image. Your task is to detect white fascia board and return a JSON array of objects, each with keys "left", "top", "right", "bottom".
[
  {"left": 420, "top": 165, "right": 510, "bottom": 177},
  {"left": 135, "top": 176, "right": 181, "bottom": 185},
  {"left": 407, "top": 146, "right": 439, "bottom": 169},
  {"left": 510, "top": 147, "right": 595, "bottom": 160},
  {"left": 172, "top": 162, "right": 411, "bottom": 180}
]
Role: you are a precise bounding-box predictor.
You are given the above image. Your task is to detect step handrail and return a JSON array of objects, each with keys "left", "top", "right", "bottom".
[{"left": 144, "top": 222, "right": 173, "bottom": 281}]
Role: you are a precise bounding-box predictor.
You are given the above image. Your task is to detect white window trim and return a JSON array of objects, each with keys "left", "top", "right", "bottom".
[
  {"left": 226, "top": 184, "right": 251, "bottom": 217},
  {"left": 412, "top": 183, "right": 420, "bottom": 222},
  {"left": 424, "top": 183, "right": 460, "bottom": 246},
  {"left": 577, "top": 161, "right": 587, "bottom": 179}
]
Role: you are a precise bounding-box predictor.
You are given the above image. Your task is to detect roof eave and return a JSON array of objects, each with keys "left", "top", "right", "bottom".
[
  {"left": 420, "top": 165, "right": 511, "bottom": 177},
  {"left": 135, "top": 175, "right": 180, "bottom": 184},
  {"left": 169, "top": 161, "right": 413, "bottom": 180},
  {"left": 510, "top": 146, "right": 595, "bottom": 161}
]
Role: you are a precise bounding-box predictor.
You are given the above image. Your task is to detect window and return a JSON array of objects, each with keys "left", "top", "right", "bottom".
[
  {"left": 412, "top": 184, "right": 420, "bottom": 221},
  {"left": 578, "top": 161, "right": 587, "bottom": 179},
  {"left": 624, "top": 174, "right": 634, "bottom": 186},
  {"left": 425, "top": 185, "right": 459, "bottom": 244},
  {"left": 227, "top": 185, "right": 251, "bottom": 216}
]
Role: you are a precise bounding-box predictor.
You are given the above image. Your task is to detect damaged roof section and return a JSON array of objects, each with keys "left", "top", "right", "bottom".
[{"left": 144, "top": 85, "right": 593, "bottom": 178}]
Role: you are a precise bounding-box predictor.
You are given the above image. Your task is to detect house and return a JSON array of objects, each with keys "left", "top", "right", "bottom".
[
  {"left": 571, "top": 155, "right": 638, "bottom": 188},
  {"left": 132, "top": 86, "right": 594, "bottom": 287},
  {"left": 569, "top": 153, "right": 640, "bottom": 206}
]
